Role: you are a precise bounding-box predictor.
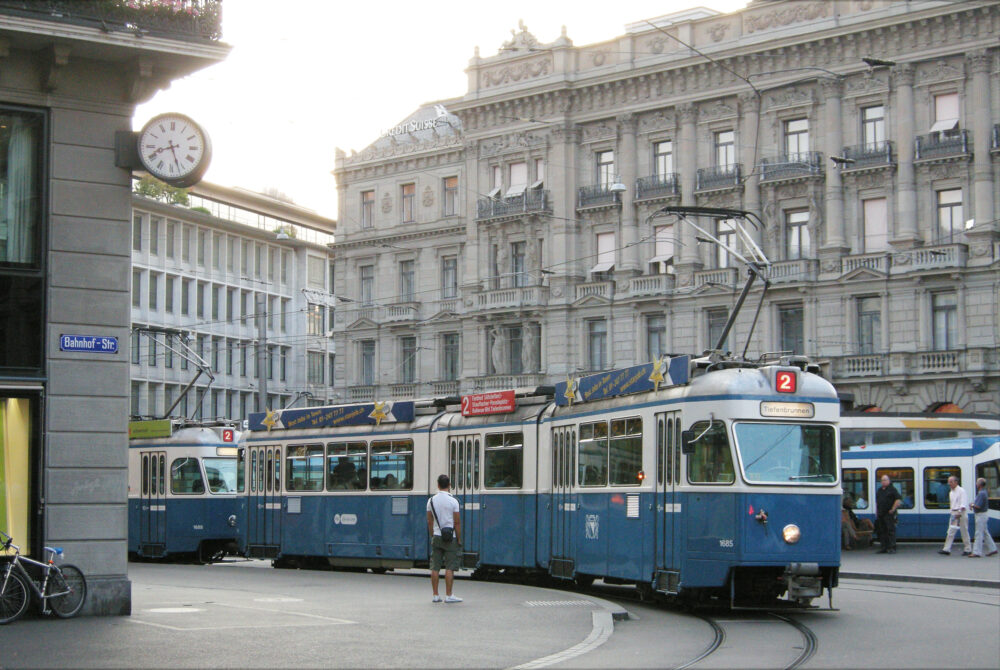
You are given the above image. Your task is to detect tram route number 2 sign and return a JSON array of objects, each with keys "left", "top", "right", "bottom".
[{"left": 461, "top": 390, "right": 516, "bottom": 417}]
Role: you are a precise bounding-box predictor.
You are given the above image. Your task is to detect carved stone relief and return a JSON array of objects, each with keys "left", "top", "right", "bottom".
[
  {"left": 381, "top": 192, "right": 392, "bottom": 214},
  {"left": 707, "top": 22, "right": 730, "bottom": 43},
  {"left": 699, "top": 100, "right": 736, "bottom": 122},
  {"left": 745, "top": 2, "right": 830, "bottom": 34},
  {"left": 854, "top": 172, "right": 886, "bottom": 190},
  {"left": 764, "top": 87, "right": 815, "bottom": 110},
  {"left": 582, "top": 121, "right": 616, "bottom": 141},
  {"left": 480, "top": 56, "right": 552, "bottom": 89},
  {"left": 640, "top": 110, "right": 675, "bottom": 133},
  {"left": 479, "top": 132, "right": 546, "bottom": 158},
  {"left": 917, "top": 59, "right": 963, "bottom": 84},
  {"left": 422, "top": 185, "right": 434, "bottom": 208}
]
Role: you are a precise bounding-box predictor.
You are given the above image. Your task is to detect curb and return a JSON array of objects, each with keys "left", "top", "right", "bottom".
[{"left": 840, "top": 572, "right": 1000, "bottom": 589}]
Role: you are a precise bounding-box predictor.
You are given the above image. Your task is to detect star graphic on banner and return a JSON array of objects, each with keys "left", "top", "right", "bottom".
[
  {"left": 649, "top": 355, "right": 671, "bottom": 391},
  {"left": 564, "top": 376, "right": 579, "bottom": 406},
  {"left": 369, "top": 401, "right": 390, "bottom": 425},
  {"left": 261, "top": 409, "right": 280, "bottom": 431}
]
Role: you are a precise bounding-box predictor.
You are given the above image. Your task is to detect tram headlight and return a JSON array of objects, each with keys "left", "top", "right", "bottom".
[{"left": 782, "top": 524, "right": 801, "bottom": 544}]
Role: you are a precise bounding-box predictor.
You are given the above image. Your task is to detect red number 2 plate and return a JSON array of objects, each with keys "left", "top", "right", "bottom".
[{"left": 775, "top": 370, "right": 797, "bottom": 393}]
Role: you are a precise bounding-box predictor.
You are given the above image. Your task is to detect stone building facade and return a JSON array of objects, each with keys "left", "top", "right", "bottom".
[
  {"left": 0, "top": 2, "right": 227, "bottom": 614},
  {"left": 130, "top": 182, "right": 337, "bottom": 423},
  {"left": 331, "top": 0, "right": 1000, "bottom": 415}
]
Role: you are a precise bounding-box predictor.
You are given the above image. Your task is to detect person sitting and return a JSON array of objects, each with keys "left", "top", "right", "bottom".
[
  {"left": 331, "top": 457, "right": 357, "bottom": 490},
  {"left": 384, "top": 474, "right": 398, "bottom": 489},
  {"left": 842, "top": 493, "right": 874, "bottom": 549}
]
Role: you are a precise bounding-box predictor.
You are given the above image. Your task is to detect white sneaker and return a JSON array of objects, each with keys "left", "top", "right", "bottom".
[
  {"left": 432, "top": 595, "right": 442, "bottom": 603},
  {"left": 444, "top": 595, "right": 462, "bottom": 603}
]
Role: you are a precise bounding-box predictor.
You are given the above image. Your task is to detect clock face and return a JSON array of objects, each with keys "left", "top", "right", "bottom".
[{"left": 137, "top": 113, "right": 211, "bottom": 187}]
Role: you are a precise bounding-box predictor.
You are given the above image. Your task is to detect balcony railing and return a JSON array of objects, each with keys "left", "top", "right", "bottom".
[
  {"left": 759, "top": 152, "right": 823, "bottom": 182},
  {"left": 915, "top": 130, "right": 970, "bottom": 160},
  {"left": 383, "top": 303, "right": 420, "bottom": 323},
  {"left": 476, "top": 285, "right": 548, "bottom": 310},
  {"left": 830, "top": 347, "right": 994, "bottom": 381},
  {"left": 575, "top": 281, "right": 614, "bottom": 301},
  {"left": 577, "top": 184, "right": 621, "bottom": 209},
  {"left": 765, "top": 259, "right": 817, "bottom": 283},
  {"left": 916, "top": 350, "right": 960, "bottom": 373},
  {"left": 431, "top": 381, "right": 460, "bottom": 396},
  {"left": 389, "top": 383, "right": 417, "bottom": 399},
  {"left": 694, "top": 267, "right": 739, "bottom": 287},
  {"left": 477, "top": 189, "right": 550, "bottom": 220},
  {"left": 471, "top": 373, "right": 545, "bottom": 392},
  {"left": 0, "top": 0, "right": 223, "bottom": 41},
  {"left": 696, "top": 164, "right": 741, "bottom": 190},
  {"left": 626, "top": 273, "right": 674, "bottom": 297},
  {"left": 635, "top": 173, "right": 680, "bottom": 200},
  {"left": 349, "top": 385, "right": 375, "bottom": 402},
  {"left": 841, "top": 252, "right": 888, "bottom": 275},
  {"left": 842, "top": 141, "right": 895, "bottom": 169},
  {"left": 837, "top": 355, "right": 886, "bottom": 377},
  {"left": 891, "top": 243, "right": 967, "bottom": 273}
]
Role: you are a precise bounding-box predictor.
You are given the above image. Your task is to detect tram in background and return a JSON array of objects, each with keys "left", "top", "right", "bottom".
[
  {"left": 242, "top": 352, "right": 842, "bottom": 608},
  {"left": 128, "top": 419, "right": 245, "bottom": 562}
]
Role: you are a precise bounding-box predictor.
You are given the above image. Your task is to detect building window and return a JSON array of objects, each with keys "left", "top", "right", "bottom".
[
  {"left": 307, "top": 351, "right": 324, "bottom": 384},
  {"left": 181, "top": 279, "right": 191, "bottom": 316},
  {"left": 784, "top": 118, "right": 809, "bottom": 157},
  {"left": 328, "top": 261, "right": 336, "bottom": 294},
  {"left": 931, "top": 292, "right": 957, "bottom": 351},
  {"left": 197, "top": 229, "right": 207, "bottom": 266},
  {"left": 282, "top": 347, "right": 289, "bottom": 382},
  {"left": 716, "top": 219, "right": 736, "bottom": 268},
  {"left": 281, "top": 298, "right": 289, "bottom": 332},
  {"left": 130, "top": 331, "right": 140, "bottom": 365},
  {"left": 149, "top": 217, "right": 160, "bottom": 256},
  {"left": 361, "top": 189, "right": 375, "bottom": 228},
  {"left": 240, "top": 290, "right": 250, "bottom": 324},
  {"left": 212, "top": 336, "right": 221, "bottom": 372},
  {"left": 226, "top": 338, "right": 233, "bottom": 375},
  {"left": 306, "top": 303, "right": 324, "bottom": 336},
  {"left": 931, "top": 92, "right": 959, "bottom": 132},
  {"left": 196, "top": 282, "right": 205, "bottom": 318},
  {"left": 591, "top": 232, "right": 615, "bottom": 275},
  {"left": 401, "top": 183, "right": 415, "bottom": 223},
  {"left": 399, "top": 260, "right": 415, "bottom": 302},
  {"left": 651, "top": 225, "right": 673, "bottom": 274},
  {"left": 400, "top": 336, "right": 417, "bottom": 383},
  {"left": 443, "top": 176, "right": 458, "bottom": 216},
  {"left": 307, "top": 255, "right": 325, "bottom": 288},
  {"left": 360, "top": 340, "right": 375, "bottom": 386},
  {"left": 130, "top": 382, "right": 141, "bottom": 416},
  {"left": 534, "top": 158, "right": 544, "bottom": 182},
  {"left": 862, "top": 105, "right": 885, "bottom": 149},
  {"left": 857, "top": 296, "right": 881, "bottom": 355},
  {"left": 166, "top": 221, "right": 176, "bottom": 259},
  {"left": 491, "top": 165, "right": 502, "bottom": 190},
  {"left": 862, "top": 197, "right": 888, "bottom": 253},
  {"left": 714, "top": 130, "right": 735, "bottom": 166},
  {"left": 226, "top": 288, "right": 235, "bottom": 321},
  {"left": 165, "top": 276, "right": 175, "bottom": 313},
  {"left": 441, "top": 256, "right": 457, "bottom": 299},
  {"left": 211, "top": 285, "right": 220, "bottom": 320},
  {"left": 241, "top": 239, "right": 249, "bottom": 275},
  {"left": 281, "top": 250, "right": 290, "bottom": 284},
  {"left": 360, "top": 265, "right": 374, "bottom": 305},
  {"left": 133, "top": 214, "right": 142, "bottom": 252},
  {"left": 646, "top": 314, "right": 665, "bottom": 361},
  {"left": 132, "top": 269, "right": 142, "bottom": 308},
  {"left": 506, "top": 161, "right": 528, "bottom": 197},
  {"left": 596, "top": 150, "right": 615, "bottom": 188},
  {"left": 182, "top": 225, "right": 192, "bottom": 263},
  {"left": 707, "top": 307, "right": 729, "bottom": 351},
  {"left": 441, "top": 332, "right": 459, "bottom": 380},
  {"left": 506, "top": 325, "right": 523, "bottom": 375},
  {"left": 255, "top": 243, "right": 263, "bottom": 278},
  {"left": 213, "top": 233, "right": 222, "bottom": 270},
  {"left": 268, "top": 246, "right": 277, "bottom": 281},
  {"left": 148, "top": 272, "right": 159, "bottom": 311},
  {"left": 785, "top": 210, "right": 810, "bottom": 260},
  {"left": 936, "top": 189, "right": 962, "bottom": 244},
  {"left": 653, "top": 141, "right": 673, "bottom": 177},
  {"left": 164, "top": 340, "right": 173, "bottom": 369},
  {"left": 587, "top": 320, "right": 607, "bottom": 371},
  {"left": 511, "top": 242, "right": 526, "bottom": 287},
  {"left": 778, "top": 304, "right": 804, "bottom": 354},
  {"left": 227, "top": 236, "right": 236, "bottom": 273}
]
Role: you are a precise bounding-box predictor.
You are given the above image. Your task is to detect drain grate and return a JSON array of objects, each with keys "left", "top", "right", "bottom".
[{"left": 523, "top": 600, "right": 594, "bottom": 608}]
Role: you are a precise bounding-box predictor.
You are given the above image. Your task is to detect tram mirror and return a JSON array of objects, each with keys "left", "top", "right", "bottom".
[{"left": 681, "top": 430, "right": 696, "bottom": 454}]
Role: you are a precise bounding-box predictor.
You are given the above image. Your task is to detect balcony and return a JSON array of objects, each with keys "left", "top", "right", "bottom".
[
  {"left": 471, "top": 373, "right": 545, "bottom": 393},
  {"left": 476, "top": 285, "right": 548, "bottom": 310},
  {"left": 383, "top": 303, "right": 420, "bottom": 323},
  {"left": 831, "top": 348, "right": 995, "bottom": 381},
  {"left": 915, "top": 130, "right": 971, "bottom": 161},
  {"left": 575, "top": 281, "right": 614, "bottom": 301},
  {"left": 477, "top": 189, "right": 550, "bottom": 221},
  {"left": 431, "top": 381, "right": 459, "bottom": 397},
  {"left": 696, "top": 164, "right": 741, "bottom": 191},
  {"left": 694, "top": 267, "right": 739, "bottom": 288},
  {"left": 0, "top": 0, "right": 223, "bottom": 41},
  {"left": 348, "top": 385, "right": 375, "bottom": 402},
  {"left": 577, "top": 184, "right": 621, "bottom": 209},
  {"left": 433, "top": 297, "right": 461, "bottom": 316},
  {"left": 389, "top": 383, "right": 417, "bottom": 399},
  {"left": 836, "top": 355, "right": 886, "bottom": 378},
  {"left": 625, "top": 273, "right": 674, "bottom": 297},
  {"left": 841, "top": 252, "right": 889, "bottom": 275},
  {"left": 891, "top": 243, "right": 967, "bottom": 274},
  {"left": 915, "top": 350, "right": 960, "bottom": 373},
  {"left": 842, "top": 142, "right": 895, "bottom": 170},
  {"left": 759, "top": 152, "right": 823, "bottom": 182},
  {"left": 765, "top": 259, "right": 817, "bottom": 283},
  {"left": 635, "top": 174, "right": 680, "bottom": 200}
]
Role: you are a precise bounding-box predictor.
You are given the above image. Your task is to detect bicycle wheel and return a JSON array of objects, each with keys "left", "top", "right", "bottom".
[
  {"left": 47, "top": 564, "right": 86, "bottom": 618},
  {"left": 0, "top": 568, "right": 31, "bottom": 624}
]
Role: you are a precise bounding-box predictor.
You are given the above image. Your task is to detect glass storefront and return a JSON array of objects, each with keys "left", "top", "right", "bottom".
[{"left": 0, "top": 397, "right": 33, "bottom": 554}]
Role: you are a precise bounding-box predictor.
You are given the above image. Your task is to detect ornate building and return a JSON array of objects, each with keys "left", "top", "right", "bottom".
[{"left": 331, "top": 0, "right": 1000, "bottom": 414}]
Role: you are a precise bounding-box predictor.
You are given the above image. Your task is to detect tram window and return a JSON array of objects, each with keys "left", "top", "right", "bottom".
[
  {"left": 656, "top": 419, "right": 664, "bottom": 486},
  {"left": 841, "top": 429, "right": 867, "bottom": 449},
  {"left": 975, "top": 459, "right": 1000, "bottom": 511},
  {"left": 250, "top": 450, "right": 257, "bottom": 492},
  {"left": 737, "top": 423, "right": 837, "bottom": 484},
  {"left": 686, "top": 421, "right": 735, "bottom": 484},
  {"left": 158, "top": 455, "right": 165, "bottom": 495},
  {"left": 923, "top": 466, "right": 960, "bottom": 509},
  {"left": 485, "top": 432, "right": 523, "bottom": 488},
  {"left": 918, "top": 430, "right": 959, "bottom": 440},
  {"left": 371, "top": 440, "right": 413, "bottom": 490},
  {"left": 328, "top": 442, "right": 367, "bottom": 490},
  {"left": 285, "top": 444, "right": 324, "bottom": 491},
  {"left": 474, "top": 439, "right": 480, "bottom": 490},
  {"left": 609, "top": 418, "right": 643, "bottom": 486},
  {"left": 875, "top": 467, "right": 915, "bottom": 509},
  {"left": 578, "top": 421, "right": 609, "bottom": 486},
  {"left": 236, "top": 449, "right": 246, "bottom": 492},
  {"left": 553, "top": 432, "right": 561, "bottom": 488},
  {"left": 449, "top": 440, "right": 458, "bottom": 487},
  {"left": 204, "top": 457, "right": 240, "bottom": 493},
  {"left": 842, "top": 468, "right": 869, "bottom": 509},
  {"left": 673, "top": 420, "right": 681, "bottom": 484},
  {"left": 266, "top": 451, "right": 273, "bottom": 493},
  {"left": 871, "top": 430, "right": 911, "bottom": 445},
  {"left": 142, "top": 457, "right": 149, "bottom": 495},
  {"left": 274, "top": 453, "right": 281, "bottom": 493},
  {"left": 170, "top": 457, "right": 205, "bottom": 494}
]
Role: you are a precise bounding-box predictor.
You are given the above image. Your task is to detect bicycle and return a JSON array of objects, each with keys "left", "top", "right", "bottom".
[{"left": 0, "top": 530, "right": 87, "bottom": 624}]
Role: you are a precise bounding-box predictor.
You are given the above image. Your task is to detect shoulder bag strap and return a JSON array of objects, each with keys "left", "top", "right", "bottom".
[{"left": 430, "top": 496, "right": 444, "bottom": 529}]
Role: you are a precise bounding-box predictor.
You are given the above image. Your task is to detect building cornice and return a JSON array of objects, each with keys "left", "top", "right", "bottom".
[{"left": 331, "top": 225, "right": 466, "bottom": 252}]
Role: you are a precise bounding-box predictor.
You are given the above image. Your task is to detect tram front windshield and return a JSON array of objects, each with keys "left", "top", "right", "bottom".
[
  {"left": 734, "top": 423, "right": 837, "bottom": 484},
  {"left": 203, "top": 457, "right": 240, "bottom": 493}
]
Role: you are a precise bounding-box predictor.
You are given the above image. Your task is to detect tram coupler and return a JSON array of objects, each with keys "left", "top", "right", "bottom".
[{"left": 785, "top": 562, "right": 822, "bottom": 601}]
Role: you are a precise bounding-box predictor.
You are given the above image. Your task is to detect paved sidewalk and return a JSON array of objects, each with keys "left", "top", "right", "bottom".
[{"left": 840, "top": 541, "right": 1000, "bottom": 588}]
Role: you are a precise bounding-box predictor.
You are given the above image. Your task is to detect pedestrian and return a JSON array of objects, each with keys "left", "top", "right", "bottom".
[
  {"left": 427, "top": 473, "right": 462, "bottom": 603},
  {"left": 875, "top": 474, "right": 901, "bottom": 553},
  {"left": 938, "top": 475, "right": 972, "bottom": 556},
  {"left": 969, "top": 477, "right": 998, "bottom": 558}
]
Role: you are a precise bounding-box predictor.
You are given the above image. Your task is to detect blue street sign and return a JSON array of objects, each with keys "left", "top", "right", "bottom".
[{"left": 59, "top": 334, "right": 119, "bottom": 354}]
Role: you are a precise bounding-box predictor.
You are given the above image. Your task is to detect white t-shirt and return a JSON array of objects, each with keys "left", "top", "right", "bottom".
[{"left": 427, "top": 491, "right": 460, "bottom": 536}]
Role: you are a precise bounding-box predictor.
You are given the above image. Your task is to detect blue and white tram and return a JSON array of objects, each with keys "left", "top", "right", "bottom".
[
  {"left": 128, "top": 420, "right": 245, "bottom": 562},
  {"left": 842, "top": 436, "right": 1000, "bottom": 540}
]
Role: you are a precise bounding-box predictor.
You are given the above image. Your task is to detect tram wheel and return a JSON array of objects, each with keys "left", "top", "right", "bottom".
[
  {"left": 370, "top": 568, "right": 388, "bottom": 575},
  {"left": 573, "top": 574, "right": 595, "bottom": 588}
]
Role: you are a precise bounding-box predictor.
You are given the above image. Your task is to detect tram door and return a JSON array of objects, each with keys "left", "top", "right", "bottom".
[
  {"left": 139, "top": 451, "right": 167, "bottom": 556},
  {"left": 449, "top": 435, "right": 481, "bottom": 567},
  {"left": 654, "top": 412, "right": 683, "bottom": 590},
  {"left": 247, "top": 444, "right": 282, "bottom": 558},
  {"left": 549, "top": 426, "right": 576, "bottom": 578}
]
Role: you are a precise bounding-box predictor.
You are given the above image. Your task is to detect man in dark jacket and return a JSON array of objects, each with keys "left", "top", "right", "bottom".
[{"left": 875, "top": 474, "right": 902, "bottom": 553}]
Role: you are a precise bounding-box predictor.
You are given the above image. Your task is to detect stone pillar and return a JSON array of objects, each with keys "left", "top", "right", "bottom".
[
  {"left": 821, "top": 79, "right": 848, "bottom": 253},
  {"left": 892, "top": 65, "right": 919, "bottom": 246},
  {"left": 549, "top": 122, "right": 580, "bottom": 284},
  {"left": 676, "top": 103, "right": 701, "bottom": 270},
  {"left": 739, "top": 92, "right": 763, "bottom": 246},
  {"left": 967, "top": 50, "right": 994, "bottom": 233},
  {"left": 617, "top": 113, "right": 640, "bottom": 274}
]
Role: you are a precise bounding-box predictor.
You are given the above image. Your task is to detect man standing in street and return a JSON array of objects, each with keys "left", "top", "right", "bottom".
[
  {"left": 875, "top": 474, "right": 901, "bottom": 553},
  {"left": 938, "top": 475, "right": 972, "bottom": 556},
  {"left": 968, "top": 477, "right": 997, "bottom": 558},
  {"left": 427, "top": 474, "right": 462, "bottom": 603}
]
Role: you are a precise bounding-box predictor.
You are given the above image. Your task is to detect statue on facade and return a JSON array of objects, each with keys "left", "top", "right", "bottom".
[{"left": 490, "top": 326, "right": 507, "bottom": 374}]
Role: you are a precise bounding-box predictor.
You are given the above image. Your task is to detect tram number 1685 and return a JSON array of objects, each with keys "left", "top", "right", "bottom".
[{"left": 719, "top": 538, "right": 734, "bottom": 548}]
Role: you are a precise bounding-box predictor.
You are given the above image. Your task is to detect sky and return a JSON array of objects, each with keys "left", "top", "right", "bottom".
[{"left": 136, "top": 0, "right": 749, "bottom": 219}]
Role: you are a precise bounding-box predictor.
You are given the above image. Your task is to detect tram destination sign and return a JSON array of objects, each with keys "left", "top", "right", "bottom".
[
  {"left": 554, "top": 355, "right": 690, "bottom": 407},
  {"left": 248, "top": 400, "right": 416, "bottom": 431},
  {"left": 59, "top": 334, "right": 118, "bottom": 354},
  {"left": 462, "top": 390, "right": 516, "bottom": 417}
]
